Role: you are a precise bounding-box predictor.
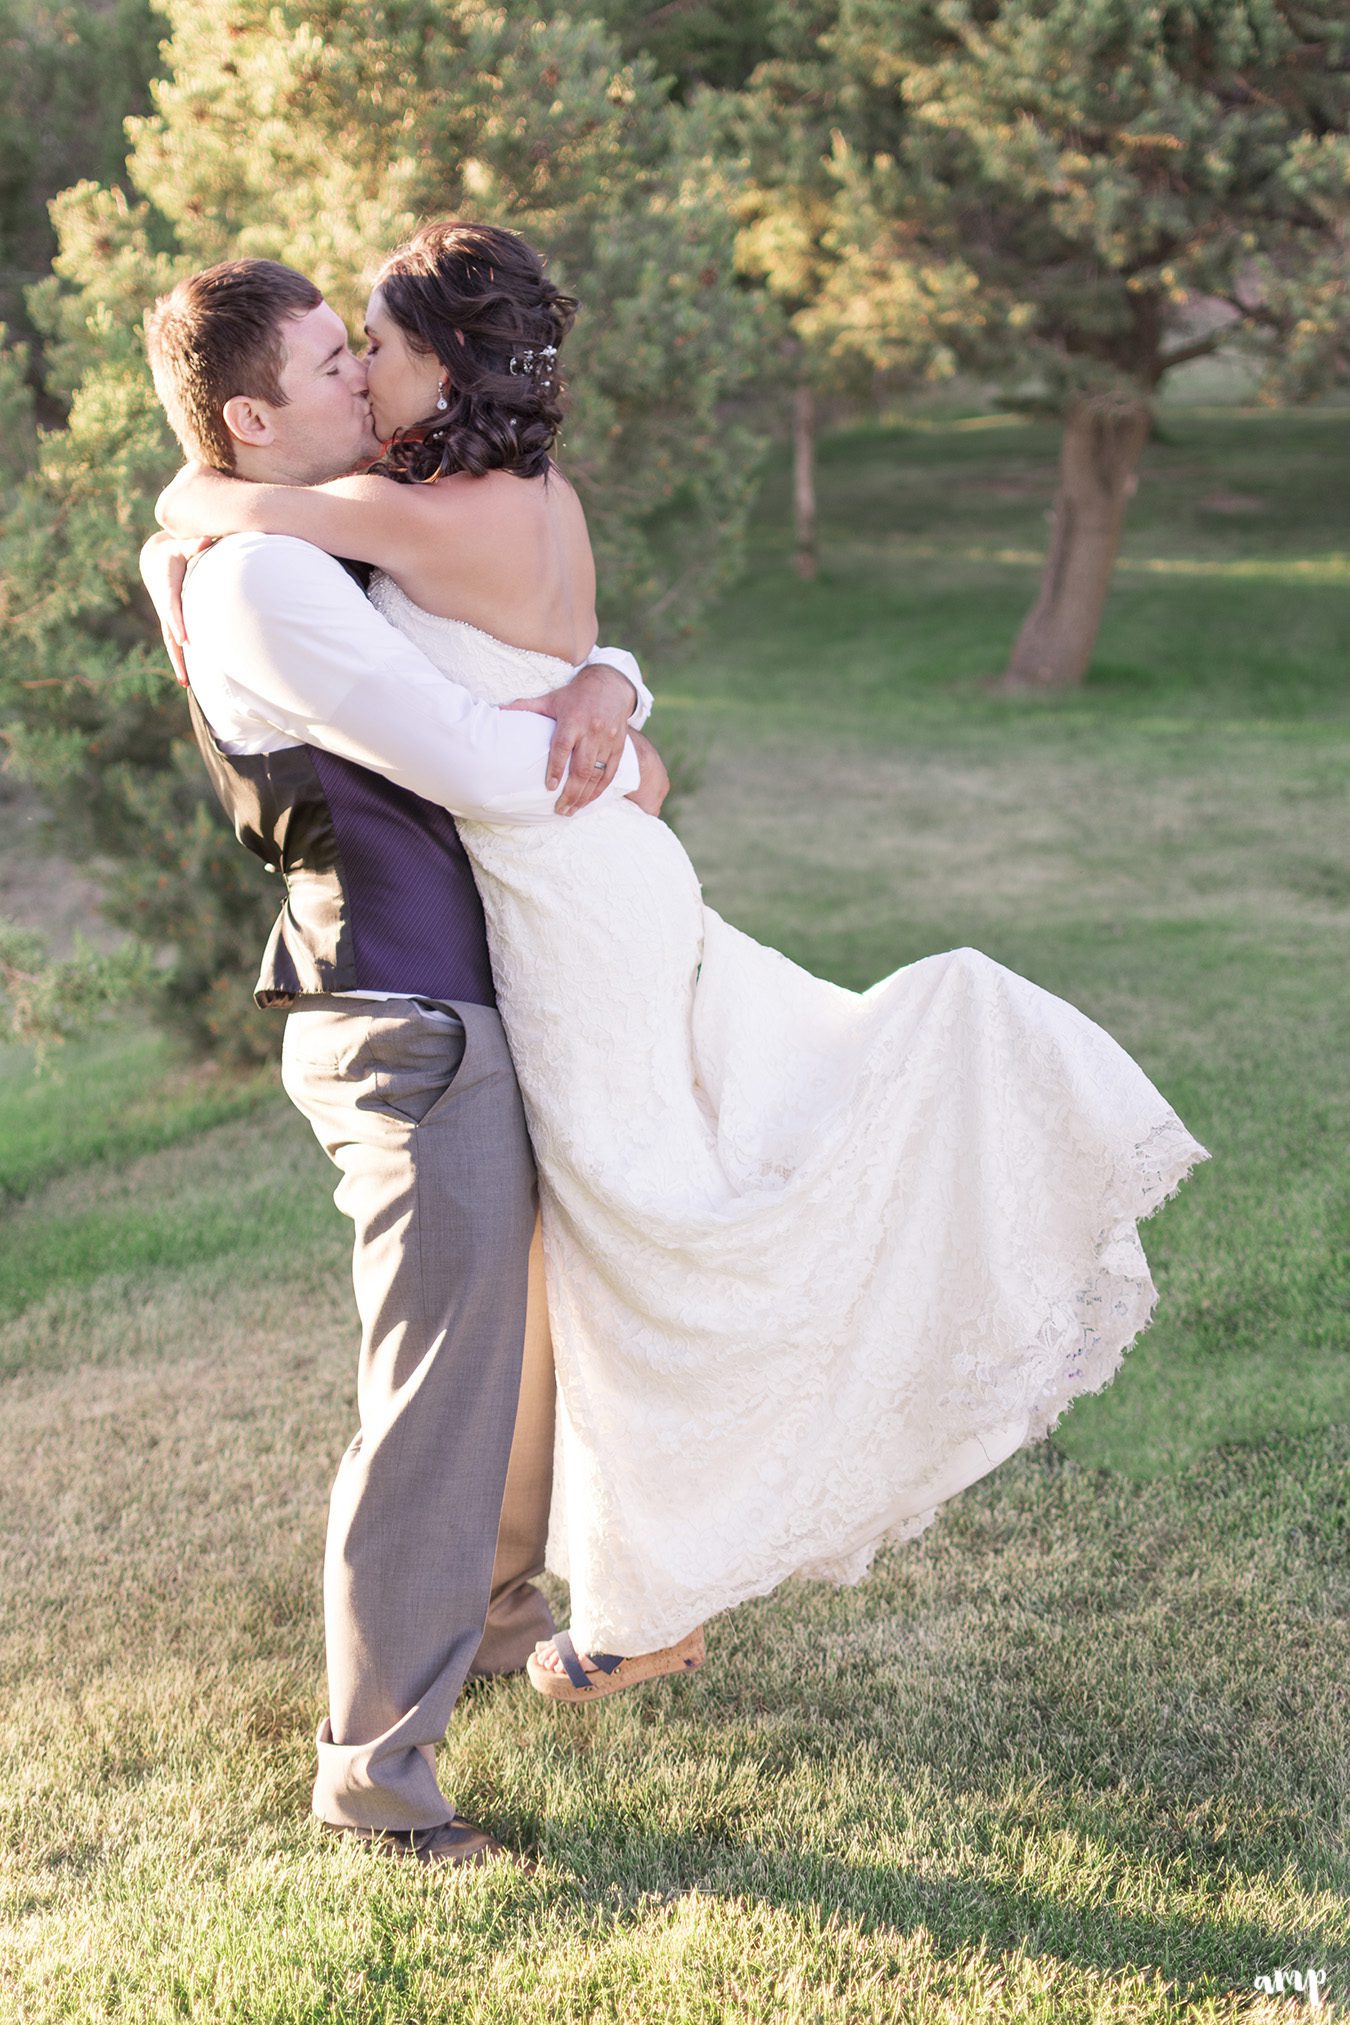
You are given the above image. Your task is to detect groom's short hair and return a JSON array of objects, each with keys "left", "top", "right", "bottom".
[{"left": 145, "top": 259, "right": 323, "bottom": 470}]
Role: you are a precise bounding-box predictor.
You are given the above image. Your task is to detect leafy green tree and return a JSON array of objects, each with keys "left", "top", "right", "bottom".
[
  {"left": 587, "top": 0, "right": 778, "bottom": 96},
  {"left": 0, "top": 1, "right": 765, "bottom": 1057},
  {"left": 733, "top": 8, "right": 844, "bottom": 580},
  {"left": 0, "top": 0, "right": 164, "bottom": 344},
  {"left": 809, "top": 0, "right": 1349, "bottom": 687},
  {"left": 733, "top": 2, "right": 975, "bottom": 578},
  {"left": 0, "top": 321, "right": 34, "bottom": 484},
  {"left": 0, "top": 915, "right": 153, "bottom": 1059},
  {"left": 732, "top": 6, "right": 900, "bottom": 579},
  {"left": 603, "top": 0, "right": 781, "bottom": 96}
]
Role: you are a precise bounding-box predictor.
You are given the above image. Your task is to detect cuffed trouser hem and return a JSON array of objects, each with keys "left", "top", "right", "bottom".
[{"left": 311, "top": 1716, "right": 456, "bottom": 1835}]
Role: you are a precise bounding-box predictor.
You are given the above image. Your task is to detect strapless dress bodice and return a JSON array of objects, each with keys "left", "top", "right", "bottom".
[{"left": 368, "top": 570, "right": 578, "bottom": 708}]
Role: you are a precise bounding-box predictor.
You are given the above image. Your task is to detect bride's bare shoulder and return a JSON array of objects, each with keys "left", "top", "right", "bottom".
[
  {"left": 420, "top": 466, "right": 548, "bottom": 520},
  {"left": 426, "top": 465, "right": 590, "bottom": 547},
  {"left": 436, "top": 464, "right": 581, "bottom": 504}
]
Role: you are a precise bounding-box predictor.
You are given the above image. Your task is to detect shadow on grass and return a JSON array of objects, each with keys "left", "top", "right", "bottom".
[{"left": 522, "top": 1800, "right": 1343, "bottom": 2014}]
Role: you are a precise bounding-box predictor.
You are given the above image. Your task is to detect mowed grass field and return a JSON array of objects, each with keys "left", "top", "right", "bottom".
[{"left": 1, "top": 407, "right": 1346, "bottom": 2023}]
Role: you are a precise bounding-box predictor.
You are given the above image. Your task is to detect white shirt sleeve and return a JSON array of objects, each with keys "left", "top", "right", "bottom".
[
  {"left": 579, "top": 643, "right": 653, "bottom": 730},
  {"left": 181, "top": 533, "right": 641, "bottom": 824}
]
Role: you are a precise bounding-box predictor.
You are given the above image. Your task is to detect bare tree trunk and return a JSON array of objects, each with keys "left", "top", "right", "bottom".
[
  {"left": 1000, "top": 393, "right": 1151, "bottom": 690},
  {"left": 792, "top": 379, "right": 817, "bottom": 581}
]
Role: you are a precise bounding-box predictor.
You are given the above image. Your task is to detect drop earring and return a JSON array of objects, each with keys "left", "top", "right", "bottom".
[{"left": 435, "top": 381, "right": 449, "bottom": 412}]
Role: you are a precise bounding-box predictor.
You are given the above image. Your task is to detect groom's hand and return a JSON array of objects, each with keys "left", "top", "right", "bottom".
[
  {"left": 139, "top": 530, "right": 215, "bottom": 687},
  {"left": 504, "top": 662, "right": 637, "bottom": 815}
]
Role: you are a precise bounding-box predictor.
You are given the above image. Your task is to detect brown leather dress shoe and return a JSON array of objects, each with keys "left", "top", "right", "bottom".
[{"left": 328, "top": 1818, "right": 531, "bottom": 1870}]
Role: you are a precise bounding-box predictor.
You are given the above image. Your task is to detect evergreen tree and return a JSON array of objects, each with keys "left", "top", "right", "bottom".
[
  {"left": 0, "top": 321, "right": 34, "bottom": 486},
  {"left": 0, "top": 0, "right": 164, "bottom": 345},
  {"left": 812, "top": 0, "right": 1349, "bottom": 687},
  {"left": 587, "top": 0, "right": 778, "bottom": 96},
  {"left": 733, "top": 7, "right": 844, "bottom": 580},
  {"left": 734, "top": 1, "right": 977, "bottom": 578},
  {"left": 0, "top": 1, "right": 765, "bottom": 1056}
]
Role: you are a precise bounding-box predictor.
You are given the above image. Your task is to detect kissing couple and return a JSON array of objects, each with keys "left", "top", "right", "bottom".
[{"left": 139, "top": 220, "right": 1208, "bottom": 1870}]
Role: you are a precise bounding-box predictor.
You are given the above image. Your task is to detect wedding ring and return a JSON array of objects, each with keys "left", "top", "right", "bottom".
[{"left": 592, "top": 760, "right": 606, "bottom": 771}]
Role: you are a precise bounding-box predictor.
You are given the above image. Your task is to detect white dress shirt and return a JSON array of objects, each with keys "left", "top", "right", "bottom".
[{"left": 180, "top": 532, "right": 650, "bottom": 822}]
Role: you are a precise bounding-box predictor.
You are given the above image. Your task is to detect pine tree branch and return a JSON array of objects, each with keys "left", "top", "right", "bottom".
[
  {"left": 1156, "top": 326, "right": 1241, "bottom": 375},
  {"left": 0, "top": 918, "right": 155, "bottom": 1062},
  {"left": 1217, "top": 292, "right": 1284, "bottom": 333},
  {"left": 633, "top": 0, "right": 708, "bottom": 36}
]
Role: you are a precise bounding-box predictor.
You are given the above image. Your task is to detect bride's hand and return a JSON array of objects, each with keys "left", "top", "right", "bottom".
[
  {"left": 625, "top": 731, "right": 670, "bottom": 818},
  {"left": 138, "top": 529, "right": 216, "bottom": 686},
  {"left": 505, "top": 662, "right": 636, "bottom": 815}
]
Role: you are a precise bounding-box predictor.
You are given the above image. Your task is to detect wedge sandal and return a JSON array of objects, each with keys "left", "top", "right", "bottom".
[{"left": 525, "top": 1624, "right": 705, "bottom": 1703}]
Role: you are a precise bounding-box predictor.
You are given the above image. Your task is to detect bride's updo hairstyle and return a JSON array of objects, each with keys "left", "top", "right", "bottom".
[{"left": 375, "top": 220, "right": 577, "bottom": 483}]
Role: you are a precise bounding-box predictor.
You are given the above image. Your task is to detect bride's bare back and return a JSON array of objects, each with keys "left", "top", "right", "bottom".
[{"left": 391, "top": 465, "right": 599, "bottom": 664}]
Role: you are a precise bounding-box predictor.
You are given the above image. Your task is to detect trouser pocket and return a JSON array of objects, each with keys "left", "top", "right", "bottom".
[{"left": 282, "top": 1001, "right": 469, "bottom": 1133}]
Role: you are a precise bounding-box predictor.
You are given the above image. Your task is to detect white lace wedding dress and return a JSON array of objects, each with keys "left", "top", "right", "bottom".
[{"left": 370, "top": 574, "right": 1210, "bottom": 1655}]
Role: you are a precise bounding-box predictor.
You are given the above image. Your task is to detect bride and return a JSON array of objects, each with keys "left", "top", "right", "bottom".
[{"left": 157, "top": 219, "right": 1210, "bottom": 1701}]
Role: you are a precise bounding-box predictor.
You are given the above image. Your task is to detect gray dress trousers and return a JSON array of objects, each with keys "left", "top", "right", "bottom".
[{"left": 280, "top": 994, "right": 547, "bottom": 1832}]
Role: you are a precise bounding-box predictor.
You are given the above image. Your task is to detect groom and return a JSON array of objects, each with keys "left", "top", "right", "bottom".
[{"left": 141, "top": 258, "right": 663, "bottom": 1867}]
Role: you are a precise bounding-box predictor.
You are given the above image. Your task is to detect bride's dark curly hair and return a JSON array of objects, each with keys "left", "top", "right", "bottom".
[{"left": 374, "top": 220, "right": 577, "bottom": 484}]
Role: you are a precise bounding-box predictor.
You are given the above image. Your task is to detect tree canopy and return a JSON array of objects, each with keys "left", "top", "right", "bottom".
[
  {"left": 818, "top": 0, "right": 1348, "bottom": 403},
  {"left": 0, "top": 0, "right": 164, "bottom": 344},
  {"left": 823, "top": 0, "right": 1349, "bottom": 682}
]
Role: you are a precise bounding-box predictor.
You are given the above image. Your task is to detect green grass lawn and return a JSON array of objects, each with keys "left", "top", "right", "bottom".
[{"left": 1, "top": 408, "right": 1346, "bottom": 2022}]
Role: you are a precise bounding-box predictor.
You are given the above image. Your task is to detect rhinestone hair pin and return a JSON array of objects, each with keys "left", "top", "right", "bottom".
[{"left": 509, "top": 344, "right": 558, "bottom": 376}]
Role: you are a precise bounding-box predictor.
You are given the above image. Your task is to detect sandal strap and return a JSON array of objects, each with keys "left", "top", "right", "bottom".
[
  {"left": 551, "top": 1629, "right": 594, "bottom": 1692},
  {"left": 551, "top": 1630, "right": 625, "bottom": 1689}
]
